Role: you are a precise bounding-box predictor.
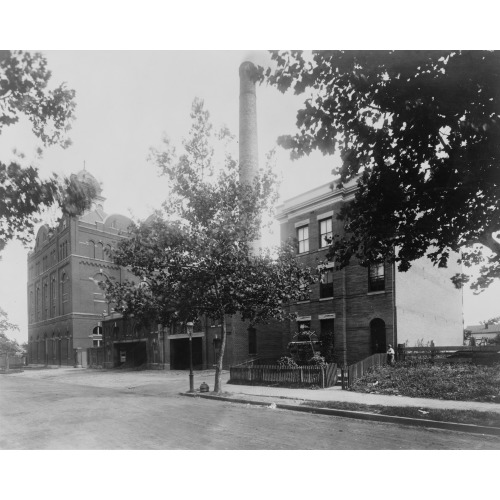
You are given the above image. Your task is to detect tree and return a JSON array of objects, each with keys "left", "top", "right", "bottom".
[
  {"left": 102, "top": 99, "right": 317, "bottom": 392},
  {"left": 0, "top": 307, "right": 21, "bottom": 355},
  {"left": 263, "top": 51, "right": 500, "bottom": 293},
  {"left": 0, "top": 50, "right": 95, "bottom": 253},
  {"left": 480, "top": 315, "right": 500, "bottom": 326}
]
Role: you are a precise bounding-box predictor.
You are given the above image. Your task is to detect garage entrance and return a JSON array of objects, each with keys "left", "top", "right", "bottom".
[
  {"left": 170, "top": 337, "right": 203, "bottom": 370},
  {"left": 114, "top": 340, "right": 147, "bottom": 368}
]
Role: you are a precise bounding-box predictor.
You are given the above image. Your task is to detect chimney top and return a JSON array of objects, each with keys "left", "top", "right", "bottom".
[{"left": 239, "top": 61, "right": 259, "bottom": 84}]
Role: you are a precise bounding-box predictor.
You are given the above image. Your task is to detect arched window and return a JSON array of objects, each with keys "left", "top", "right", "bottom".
[
  {"left": 88, "top": 240, "right": 96, "bottom": 259},
  {"left": 35, "top": 286, "right": 41, "bottom": 321},
  {"left": 105, "top": 244, "right": 112, "bottom": 261},
  {"left": 50, "top": 276, "right": 56, "bottom": 317},
  {"left": 96, "top": 242, "right": 104, "bottom": 260},
  {"left": 29, "top": 291, "right": 34, "bottom": 323},
  {"left": 61, "top": 272, "right": 69, "bottom": 314},
  {"left": 92, "top": 326, "right": 103, "bottom": 347},
  {"left": 43, "top": 283, "right": 49, "bottom": 320}
]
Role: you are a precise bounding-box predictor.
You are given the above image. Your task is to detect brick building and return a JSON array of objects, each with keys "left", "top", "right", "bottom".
[
  {"left": 276, "top": 179, "right": 464, "bottom": 365},
  {"left": 27, "top": 169, "right": 134, "bottom": 367}
]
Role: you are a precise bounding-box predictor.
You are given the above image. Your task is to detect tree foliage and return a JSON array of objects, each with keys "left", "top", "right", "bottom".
[
  {"left": 263, "top": 50, "right": 500, "bottom": 292},
  {"left": 102, "top": 99, "right": 317, "bottom": 392},
  {"left": 0, "top": 307, "right": 21, "bottom": 355},
  {"left": 0, "top": 50, "right": 94, "bottom": 252}
]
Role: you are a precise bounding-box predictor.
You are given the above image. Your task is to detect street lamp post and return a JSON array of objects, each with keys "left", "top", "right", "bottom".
[{"left": 187, "top": 322, "right": 194, "bottom": 392}]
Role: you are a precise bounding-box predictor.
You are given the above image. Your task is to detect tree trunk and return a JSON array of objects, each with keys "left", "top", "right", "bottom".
[{"left": 213, "top": 311, "right": 227, "bottom": 393}]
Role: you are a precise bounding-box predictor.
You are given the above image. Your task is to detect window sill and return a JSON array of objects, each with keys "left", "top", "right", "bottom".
[
  {"left": 367, "top": 290, "right": 386, "bottom": 295},
  {"left": 319, "top": 297, "right": 334, "bottom": 301}
]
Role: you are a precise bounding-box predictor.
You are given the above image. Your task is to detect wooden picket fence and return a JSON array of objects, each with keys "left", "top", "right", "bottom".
[
  {"left": 341, "top": 353, "right": 387, "bottom": 390},
  {"left": 229, "top": 362, "right": 337, "bottom": 388}
]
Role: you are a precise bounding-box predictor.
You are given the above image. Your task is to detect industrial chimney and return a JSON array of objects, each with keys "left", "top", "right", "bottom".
[
  {"left": 239, "top": 61, "right": 259, "bottom": 186},
  {"left": 239, "top": 61, "right": 261, "bottom": 254}
]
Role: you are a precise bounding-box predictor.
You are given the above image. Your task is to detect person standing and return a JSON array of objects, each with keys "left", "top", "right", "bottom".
[{"left": 387, "top": 344, "right": 395, "bottom": 366}]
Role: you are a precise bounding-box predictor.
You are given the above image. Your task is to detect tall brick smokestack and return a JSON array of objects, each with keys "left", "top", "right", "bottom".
[
  {"left": 239, "top": 61, "right": 261, "bottom": 254},
  {"left": 239, "top": 61, "right": 259, "bottom": 186}
]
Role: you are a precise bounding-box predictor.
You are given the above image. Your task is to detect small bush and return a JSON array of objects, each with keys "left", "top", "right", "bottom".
[
  {"left": 308, "top": 353, "right": 327, "bottom": 368},
  {"left": 320, "top": 331, "right": 335, "bottom": 363},
  {"left": 277, "top": 356, "right": 298, "bottom": 368}
]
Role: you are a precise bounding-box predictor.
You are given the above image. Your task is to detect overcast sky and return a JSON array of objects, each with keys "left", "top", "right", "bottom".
[{"left": 1, "top": 49, "right": 498, "bottom": 343}]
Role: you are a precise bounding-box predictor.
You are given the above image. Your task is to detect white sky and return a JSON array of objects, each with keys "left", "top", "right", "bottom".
[
  {"left": 1, "top": 48, "right": 499, "bottom": 342},
  {"left": 0, "top": 3, "right": 498, "bottom": 346},
  {"left": 0, "top": 50, "right": 338, "bottom": 342}
]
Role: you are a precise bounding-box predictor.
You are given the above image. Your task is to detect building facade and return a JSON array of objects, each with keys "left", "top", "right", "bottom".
[
  {"left": 27, "top": 170, "right": 134, "bottom": 367},
  {"left": 276, "top": 179, "right": 464, "bottom": 366}
]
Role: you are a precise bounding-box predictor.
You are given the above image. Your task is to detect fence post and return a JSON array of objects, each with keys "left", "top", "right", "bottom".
[
  {"left": 320, "top": 367, "right": 325, "bottom": 388},
  {"left": 300, "top": 367, "right": 303, "bottom": 383},
  {"left": 340, "top": 366, "right": 346, "bottom": 390}
]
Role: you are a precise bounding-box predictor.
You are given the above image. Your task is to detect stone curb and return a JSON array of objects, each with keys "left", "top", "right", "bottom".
[{"left": 180, "top": 392, "right": 500, "bottom": 437}]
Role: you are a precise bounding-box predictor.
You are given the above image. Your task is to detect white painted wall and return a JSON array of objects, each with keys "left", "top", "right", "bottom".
[{"left": 395, "top": 254, "right": 463, "bottom": 346}]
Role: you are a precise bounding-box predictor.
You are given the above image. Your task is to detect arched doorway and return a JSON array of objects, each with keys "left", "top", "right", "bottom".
[{"left": 370, "top": 318, "right": 386, "bottom": 354}]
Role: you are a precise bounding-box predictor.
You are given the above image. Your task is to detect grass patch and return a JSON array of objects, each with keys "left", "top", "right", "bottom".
[
  {"left": 350, "top": 360, "right": 500, "bottom": 402},
  {"left": 301, "top": 400, "right": 500, "bottom": 427}
]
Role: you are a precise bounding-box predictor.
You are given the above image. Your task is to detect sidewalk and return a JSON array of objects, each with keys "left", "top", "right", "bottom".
[{"left": 213, "top": 373, "right": 500, "bottom": 414}]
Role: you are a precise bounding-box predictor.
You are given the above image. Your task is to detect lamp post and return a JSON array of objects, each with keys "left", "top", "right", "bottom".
[{"left": 187, "top": 321, "right": 194, "bottom": 392}]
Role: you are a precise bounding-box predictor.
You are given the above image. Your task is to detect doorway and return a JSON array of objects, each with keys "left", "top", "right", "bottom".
[
  {"left": 114, "top": 341, "right": 147, "bottom": 368},
  {"left": 370, "top": 318, "right": 386, "bottom": 354}
]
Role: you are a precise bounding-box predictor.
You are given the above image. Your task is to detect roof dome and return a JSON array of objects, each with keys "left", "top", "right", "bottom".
[{"left": 73, "top": 169, "right": 103, "bottom": 197}]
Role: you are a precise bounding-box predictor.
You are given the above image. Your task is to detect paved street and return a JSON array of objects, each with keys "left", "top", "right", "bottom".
[{"left": 1, "top": 368, "right": 499, "bottom": 450}]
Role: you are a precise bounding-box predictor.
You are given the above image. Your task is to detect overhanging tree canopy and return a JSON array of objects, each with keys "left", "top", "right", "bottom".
[
  {"left": 263, "top": 50, "right": 500, "bottom": 292},
  {"left": 0, "top": 50, "right": 95, "bottom": 252}
]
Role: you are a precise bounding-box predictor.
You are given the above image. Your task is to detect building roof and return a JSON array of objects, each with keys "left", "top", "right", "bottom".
[
  {"left": 466, "top": 324, "right": 500, "bottom": 335},
  {"left": 276, "top": 177, "right": 358, "bottom": 222}
]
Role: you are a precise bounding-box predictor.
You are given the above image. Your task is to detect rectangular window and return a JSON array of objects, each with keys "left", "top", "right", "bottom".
[
  {"left": 319, "top": 218, "right": 333, "bottom": 248},
  {"left": 248, "top": 327, "right": 257, "bottom": 355},
  {"left": 320, "top": 268, "right": 334, "bottom": 298},
  {"left": 368, "top": 262, "right": 385, "bottom": 292},
  {"left": 297, "top": 226, "right": 309, "bottom": 254},
  {"left": 320, "top": 318, "right": 334, "bottom": 337},
  {"left": 297, "top": 320, "right": 311, "bottom": 332}
]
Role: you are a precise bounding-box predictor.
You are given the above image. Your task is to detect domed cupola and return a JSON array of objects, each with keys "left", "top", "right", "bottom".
[
  {"left": 74, "top": 169, "right": 103, "bottom": 198},
  {"left": 71, "top": 168, "right": 106, "bottom": 214}
]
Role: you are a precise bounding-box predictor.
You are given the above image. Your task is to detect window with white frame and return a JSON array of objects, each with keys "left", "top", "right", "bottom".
[
  {"left": 319, "top": 217, "right": 333, "bottom": 248},
  {"left": 297, "top": 225, "right": 309, "bottom": 253},
  {"left": 368, "top": 262, "right": 385, "bottom": 292},
  {"left": 319, "top": 268, "right": 334, "bottom": 298}
]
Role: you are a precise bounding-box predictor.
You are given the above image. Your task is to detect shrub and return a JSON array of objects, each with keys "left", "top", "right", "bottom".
[
  {"left": 308, "top": 353, "right": 327, "bottom": 368},
  {"left": 277, "top": 356, "right": 298, "bottom": 368},
  {"left": 320, "top": 331, "right": 335, "bottom": 363},
  {"left": 350, "top": 361, "right": 500, "bottom": 402}
]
